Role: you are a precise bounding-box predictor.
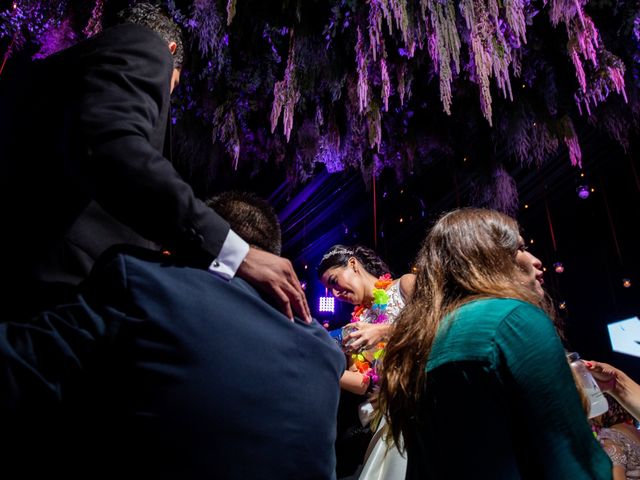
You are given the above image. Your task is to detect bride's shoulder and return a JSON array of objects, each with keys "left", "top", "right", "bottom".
[{"left": 397, "top": 274, "right": 416, "bottom": 301}]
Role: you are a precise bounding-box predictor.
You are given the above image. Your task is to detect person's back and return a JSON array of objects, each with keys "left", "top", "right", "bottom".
[
  {"left": 404, "top": 297, "right": 611, "bottom": 480},
  {"left": 0, "top": 4, "right": 311, "bottom": 326},
  {"left": 380, "top": 209, "right": 611, "bottom": 480},
  {"left": 1, "top": 247, "right": 344, "bottom": 478},
  {"left": 0, "top": 20, "right": 175, "bottom": 311},
  {"left": 0, "top": 6, "right": 235, "bottom": 320}
]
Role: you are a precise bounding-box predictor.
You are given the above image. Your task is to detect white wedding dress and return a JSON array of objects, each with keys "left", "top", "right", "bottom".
[
  {"left": 358, "top": 281, "right": 407, "bottom": 480},
  {"left": 358, "top": 417, "right": 406, "bottom": 480}
]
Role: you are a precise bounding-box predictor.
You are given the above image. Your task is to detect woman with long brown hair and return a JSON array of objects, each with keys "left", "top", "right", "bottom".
[{"left": 379, "top": 208, "right": 611, "bottom": 479}]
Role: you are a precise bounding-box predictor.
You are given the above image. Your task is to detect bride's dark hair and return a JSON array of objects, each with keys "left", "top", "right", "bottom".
[{"left": 318, "top": 244, "right": 391, "bottom": 278}]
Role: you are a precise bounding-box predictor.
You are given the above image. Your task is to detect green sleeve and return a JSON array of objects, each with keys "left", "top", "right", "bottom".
[{"left": 496, "top": 304, "right": 612, "bottom": 479}]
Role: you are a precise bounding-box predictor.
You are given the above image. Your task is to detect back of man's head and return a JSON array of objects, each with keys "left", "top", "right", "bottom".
[
  {"left": 207, "top": 191, "right": 282, "bottom": 256},
  {"left": 116, "top": 3, "right": 184, "bottom": 69}
]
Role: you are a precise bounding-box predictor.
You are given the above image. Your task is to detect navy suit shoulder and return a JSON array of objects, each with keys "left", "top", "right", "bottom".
[{"left": 78, "top": 247, "right": 344, "bottom": 479}]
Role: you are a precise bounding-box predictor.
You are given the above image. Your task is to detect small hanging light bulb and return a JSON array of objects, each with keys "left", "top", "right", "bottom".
[
  {"left": 553, "top": 262, "right": 564, "bottom": 273},
  {"left": 577, "top": 185, "right": 590, "bottom": 199}
]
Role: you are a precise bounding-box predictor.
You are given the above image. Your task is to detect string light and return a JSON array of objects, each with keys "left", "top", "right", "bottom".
[
  {"left": 553, "top": 262, "right": 565, "bottom": 273},
  {"left": 623, "top": 278, "right": 632, "bottom": 288},
  {"left": 559, "top": 301, "right": 567, "bottom": 310}
]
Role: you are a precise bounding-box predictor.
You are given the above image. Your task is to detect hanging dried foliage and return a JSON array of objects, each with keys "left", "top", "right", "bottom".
[{"left": 2, "top": 0, "right": 639, "bottom": 210}]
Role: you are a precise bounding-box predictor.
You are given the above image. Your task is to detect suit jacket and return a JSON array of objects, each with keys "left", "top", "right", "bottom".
[
  {"left": 0, "top": 247, "right": 345, "bottom": 479},
  {"left": 0, "top": 23, "right": 229, "bottom": 313}
]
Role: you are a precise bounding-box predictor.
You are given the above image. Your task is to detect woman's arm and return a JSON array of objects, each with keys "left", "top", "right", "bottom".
[
  {"left": 586, "top": 360, "right": 640, "bottom": 422},
  {"left": 340, "top": 370, "right": 370, "bottom": 395},
  {"left": 612, "top": 466, "right": 626, "bottom": 480}
]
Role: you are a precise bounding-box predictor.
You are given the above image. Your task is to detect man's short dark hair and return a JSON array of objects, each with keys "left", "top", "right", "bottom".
[
  {"left": 207, "top": 192, "right": 282, "bottom": 256},
  {"left": 117, "top": 3, "right": 185, "bottom": 69}
]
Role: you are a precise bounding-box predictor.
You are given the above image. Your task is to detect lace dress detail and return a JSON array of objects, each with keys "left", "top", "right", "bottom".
[
  {"left": 599, "top": 427, "right": 640, "bottom": 479},
  {"left": 358, "top": 281, "right": 406, "bottom": 325}
]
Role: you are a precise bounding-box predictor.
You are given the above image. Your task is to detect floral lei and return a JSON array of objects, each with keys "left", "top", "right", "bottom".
[{"left": 350, "top": 273, "right": 393, "bottom": 385}]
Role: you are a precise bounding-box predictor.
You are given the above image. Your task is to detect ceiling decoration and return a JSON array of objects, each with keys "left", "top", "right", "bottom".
[{"left": 2, "top": 0, "right": 639, "bottom": 214}]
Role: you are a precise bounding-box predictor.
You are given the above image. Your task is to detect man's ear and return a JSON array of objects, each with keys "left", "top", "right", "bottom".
[{"left": 168, "top": 41, "right": 177, "bottom": 55}]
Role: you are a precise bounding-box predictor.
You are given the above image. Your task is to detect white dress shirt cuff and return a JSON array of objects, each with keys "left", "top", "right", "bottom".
[{"left": 207, "top": 229, "right": 250, "bottom": 280}]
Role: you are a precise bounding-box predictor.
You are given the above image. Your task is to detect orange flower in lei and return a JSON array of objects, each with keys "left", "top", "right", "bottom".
[{"left": 374, "top": 273, "right": 393, "bottom": 290}]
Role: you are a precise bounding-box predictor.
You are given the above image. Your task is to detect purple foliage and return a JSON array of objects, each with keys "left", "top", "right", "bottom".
[{"left": 0, "top": 0, "right": 638, "bottom": 210}]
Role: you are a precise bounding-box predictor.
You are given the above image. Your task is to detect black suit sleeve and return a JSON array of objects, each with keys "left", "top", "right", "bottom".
[{"left": 70, "top": 24, "right": 229, "bottom": 266}]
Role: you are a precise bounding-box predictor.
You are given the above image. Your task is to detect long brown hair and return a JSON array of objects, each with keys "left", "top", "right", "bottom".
[{"left": 379, "top": 208, "right": 554, "bottom": 450}]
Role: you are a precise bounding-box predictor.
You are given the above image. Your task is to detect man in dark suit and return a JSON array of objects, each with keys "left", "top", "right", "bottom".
[
  {"left": 0, "top": 3, "right": 309, "bottom": 322},
  {"left": 0, "top": 192, "right": 344, "bottom": 479}
]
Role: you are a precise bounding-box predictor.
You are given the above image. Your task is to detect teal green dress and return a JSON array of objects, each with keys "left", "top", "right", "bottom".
[{"left": 404, "top": 298, "right": 612, "bottom": 479}]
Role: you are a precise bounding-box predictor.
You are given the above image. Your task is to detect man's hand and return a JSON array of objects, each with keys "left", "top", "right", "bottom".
[{"left": 236, "top": 247, "right": 311, "bottom": 323}]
